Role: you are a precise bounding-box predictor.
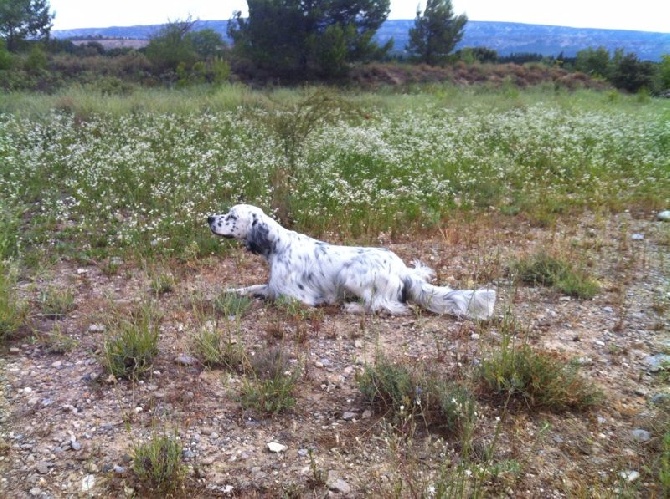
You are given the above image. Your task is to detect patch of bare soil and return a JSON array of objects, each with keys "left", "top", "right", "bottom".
[{"left": 1, "top": 211, "right": 668, "bottom": 497}]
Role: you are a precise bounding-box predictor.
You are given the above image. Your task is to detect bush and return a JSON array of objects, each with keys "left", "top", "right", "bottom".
[
  {"left": 239, "top": 347, "right": 299, "bottom": 415},
  {"left": 514, "top": 252, "right": 599, "bottom": 299},
  {"left": 0, "top": 262, "right": 27, "bottom": 342},
  {"left": 102, "top": 308, "right": 160, "bottom": 380},
  {"left": 358, "top": 357, "right": 477, "bottom": 433},
  {"left": 478, "top": 343, "right": 602, "bottom": 411},
  {"left": 133, "top": 432, "right": 185, "bottom": 493}
]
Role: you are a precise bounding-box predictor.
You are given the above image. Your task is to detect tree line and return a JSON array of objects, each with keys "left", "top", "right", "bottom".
[{"left": 1, "top": 0, "right": 669, "bottom": 94}]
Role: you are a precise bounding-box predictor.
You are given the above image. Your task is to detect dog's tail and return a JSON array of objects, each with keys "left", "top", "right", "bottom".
[{"left": 405, "top": 261, "right": 496, "bottom": 320}]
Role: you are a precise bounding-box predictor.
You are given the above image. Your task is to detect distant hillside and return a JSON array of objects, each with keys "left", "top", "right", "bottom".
[{"left": 53, "top": 19, "right": 670, "bottom": 62}]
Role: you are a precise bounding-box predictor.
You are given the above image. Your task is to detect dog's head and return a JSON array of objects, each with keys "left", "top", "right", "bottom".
[{"left": 207, "top": 204, "right": 276, "bottom": 256}]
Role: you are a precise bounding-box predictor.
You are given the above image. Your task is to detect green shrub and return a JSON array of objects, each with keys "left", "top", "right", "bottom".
[
  {"left": 0, "top": 262, "right": 27, "bottom": 341},
  {"left": 191, "top": 327, "right": 247, "bottom": 371},
  {"left": 478, "top": 343, "right": 602, "bottom": 411},
  {"left": 133, "top": 432, "right": 185, "bottom": 493},
  {"left": 514, "top": 252, "right": 599, "bottom": 299},
  {"left": 102, "top": 309, "right": 160, "bottom": 380},
  {"left": 239, "top": 347, "right": 298, "bottom": 415},
  {"left": 38, "top": 286, "right": 75, "bottom": 319},
  {"left": 358, "top": 357, "right": 477, "bottom": 433}
]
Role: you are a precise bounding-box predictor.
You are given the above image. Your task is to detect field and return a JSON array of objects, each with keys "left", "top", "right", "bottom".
[{"left": 0, "top": 84, "right": 669, "bottom": 497}]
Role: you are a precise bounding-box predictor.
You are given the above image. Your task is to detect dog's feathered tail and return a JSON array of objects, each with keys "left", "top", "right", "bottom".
[{"left": 406, "top": 261, "right": 496, "bottom": 320}]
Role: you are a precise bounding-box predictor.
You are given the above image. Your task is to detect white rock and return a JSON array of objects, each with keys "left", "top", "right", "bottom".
[
  {"left": 82, "top": 474, "right": 95, "bottom": 492},
  {"left": 656, "top": 210, "right": 670, "bottom": 221},
  {"left": 267, "top": 441, "right": 287, "bottom": 453}
]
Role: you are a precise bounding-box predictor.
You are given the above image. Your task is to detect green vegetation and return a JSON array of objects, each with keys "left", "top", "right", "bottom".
[
  {"left": 101, "top": 304, "right": 160, "bottom": 380},
  {"left": 478, "top": 340, "right": 602, "bottom": 411},
  {"left": 408, "top": 0, "right": 467, "bottom": 65},
  {"left": 240, "top": 347, "right": 299, "bottom": 415},
  {"left": 132, "top": 432, "right": 186, "bottom": 494},
  {"left": 0, "top": 262, "right": 26, "bottom": 341},
  {"left": 514, "top": 252, "right": 600, "bottom": 299}
]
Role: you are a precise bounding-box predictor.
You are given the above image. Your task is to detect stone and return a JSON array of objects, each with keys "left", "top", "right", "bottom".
[
  {"left": 82, "top": 474, "right": 95, "bottom": 492},
  {"left": 656, "top": 210, "right": 670, "bottom": 221},
  {"left": 175, "top": 354, "right": 198, "bottom": 366},
  {"left": 342, "top": 412, "right": 357, "bottom": 421},
  {"left": 631, "top": 429, "right": 651, "bottom": 442},
  {"left": 267, "top": 441, "right": 287, "bottom": 453},
  {"left": 36, "top": 461, "right": 50, "bottom": 474}
]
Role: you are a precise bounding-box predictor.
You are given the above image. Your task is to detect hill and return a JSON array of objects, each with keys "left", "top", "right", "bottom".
[{"left": 53, "top": 19, "right": 670, "bottom": 62}]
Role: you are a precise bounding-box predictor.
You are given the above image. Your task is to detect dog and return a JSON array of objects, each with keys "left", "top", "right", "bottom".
[{"left": 207, "top": 204, "right": 495, "bottom": 319}]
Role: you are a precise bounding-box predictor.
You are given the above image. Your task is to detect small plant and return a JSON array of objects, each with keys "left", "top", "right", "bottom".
[
  {"left": 38, "top": 286, "right": 76, "bottom": 319},
  {"left": 102, "top": 308, "right": 160, "bottom": 380},
  {"left": 191, "top": 326, "right": 247, "bottom": 371},
  {"left": 358, "top": 356, "right": 477, "bottom": 433},
  {"left": 132, "top": 432, "right": 185, "bottom": 494},
  {"left": 660, "top": 430, "right": 670, "bottom": 495},
  {"left": 39, "top": 325, "right": 78, "bottom": 353},
  {"left": 0, "top": 262, "right": 27, "bottom": 341},
  {"left": 514, "top": 251, "right": 599, "bottom": 299},
  {"left": 478, "top": 342, "right": 602, "bottom": 411},
  {"left": 239, "top": 347, "right": 299, "bottom": 415},
  {"left": 149, "top": 271, "right": 176, "bottom": 296},
  {"left": 213, "top": 291, "right": 252, "bottom": 317}
]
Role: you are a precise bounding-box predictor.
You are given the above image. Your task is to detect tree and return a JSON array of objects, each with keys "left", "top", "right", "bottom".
[
  {"left": 187, "top": 28, "right": 225, "bottom": 60},
  {"left": 144, "top": 19, "right": 197, "bottom": 73},
  {"left": 0, "top": 0, "right": 54, "bottom": 52},
  {"left": 575, "top": 46, "right": 610, "bottom": 78},
  {"left": 609, "top": 50, "right": 655, "bottom": 93},
  {"left": 407, "top": 0, "right": 467, "bottom": 65},
  {"left": 227, "top": 0, "right": 391, "bottom": 80}
]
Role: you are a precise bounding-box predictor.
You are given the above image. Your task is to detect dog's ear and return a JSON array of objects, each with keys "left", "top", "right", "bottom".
[{"left": 245, "top": 214, "right": 274, "bottom": 256}]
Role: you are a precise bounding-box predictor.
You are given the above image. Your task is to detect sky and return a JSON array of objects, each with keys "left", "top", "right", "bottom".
[{"left": 48, "top": 0, "right": 670, "bottom": 33}]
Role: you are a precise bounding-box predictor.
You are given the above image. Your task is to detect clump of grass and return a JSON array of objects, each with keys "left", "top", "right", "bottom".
[
  {"left": 514, "top": 251, "right": 599, "bottom": 299},
  {"left": 101, "top": 306, "right": 160, "bottom": 380},
  {"left": 213, "top": 291, "right": 252, "bottom": 317},
  {"left": 149, "top": 271, "right": 176, "bottom": 296},
  {"left": 132, "top": 432, "right": 185, "bottom": 494},
  {"left": 38, "top": 325, "right": 78, "bottom": 353},
  {"left": 191, "top": 326, "right": 248, "bottom": 371},
  {"left": 239, "top": 347, "right": 299, "bottom": 415},
  {"left": 0, "top": 262, "right": 27, "bottom": 341},
  {"left": 38, "top": 286, "right": 76, "bottom": 319},
  {"left": 358, "top": 356, "right": 477, "bottom": 434},
  {"left": 478, "top": 342, "right": 602, "bottom": 411}
]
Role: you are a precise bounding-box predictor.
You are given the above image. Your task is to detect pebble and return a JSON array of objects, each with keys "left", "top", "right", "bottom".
[
  {"left": 88, "top": 324, "right": 105, "bottom": 332},
  {"left": 643, "top": 354, "right": 670, "bottom": 372},
  {"left": 631, "top": 429, "right": 651, "bottom": 442},
  {"left": 630, "top": 233, "right": 644, "bottom": 240},
  {"left": 656, "top": 210, "right": 670, "bottom": 221},
  {"left": 620, "top": 470, "right": 640, "bottom": 482},
  {"left": 267, "top": 442, "right": 287, "bottom": 453},
  {"left": 29, "top": 487, "right": 42, "bottom": 496},
  {"left": 81, "top": 474, "right": 95, "bottom": 492},
  {"left": 327, "top": 471, "right": 351, "bottom": 494},
  {"left": 342, "top": 411, "right": 357, "bottom": 421},
  {"left": 35, "top": 461, "right": 50, "bottom": 474},
  {"left": 175, "top": 354, "right": 198, "bottom": 366}
]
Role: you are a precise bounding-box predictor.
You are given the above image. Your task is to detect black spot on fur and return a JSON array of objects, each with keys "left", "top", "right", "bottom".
[
  {"left": 298, "top": 284, "right": 305, "bottom": 290},
  {"left": 246, "top": 222, "right": 275, "bottom": 256},
  {"left": 401, "top": 277, "right": 411, "bottom": 303}
]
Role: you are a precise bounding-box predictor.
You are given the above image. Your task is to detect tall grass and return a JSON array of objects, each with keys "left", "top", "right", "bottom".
[{"left": 0, "top": 86, "right": 667, "bottom": 263}]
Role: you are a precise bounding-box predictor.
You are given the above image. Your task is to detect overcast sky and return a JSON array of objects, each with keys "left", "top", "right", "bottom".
[{"left": 49, "top": 0, "right": 670, "bottom": 33}]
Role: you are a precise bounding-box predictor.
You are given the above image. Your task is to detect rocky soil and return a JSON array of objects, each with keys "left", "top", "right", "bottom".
[{"left": 1, "top": 211, "right": 668, "bottom": 498}]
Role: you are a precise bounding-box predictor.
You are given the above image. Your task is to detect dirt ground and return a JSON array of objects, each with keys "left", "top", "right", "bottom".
[{"left": 1, "top": 211, "right": 668, "bottom": 498}]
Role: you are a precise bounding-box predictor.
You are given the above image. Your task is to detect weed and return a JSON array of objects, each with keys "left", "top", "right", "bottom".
[
  {"left": 478, "top": 341, "right": 602, "bottom": 411},
  {"left": 358, "top": 356, "right": 477, "bottom": 433},
  {"left": 514, "top": 251, "right": 599, "bottom": 299},
  {"left": 38, "top": 325, "right": 78, "bottom": 353},
  {"left": 0, "top": 262, "right": 27, "bottom": 341},
  {"left": 149, "top": 270, "right": 176, "bottom": 296},
  {"left": 101, "top": 306, "right": 160, "bottom": 380},
  {"left": 132, "top": 432, "right": 185, "bottom": 494},
  {"left": 239, "top": 347, "right": 299, "bottom": 415},
  {"left": 191, "top": 325, "right": 247, "bottom": 371},
  {"left": 38, "top": 286, "right": 76, "bottom": 319},
  {"left": 213, "top": 291, "right": 252, "bottom": 317}
]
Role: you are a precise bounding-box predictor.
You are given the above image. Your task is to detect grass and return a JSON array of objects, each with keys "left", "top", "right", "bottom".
[
  {"left": 478, "top": 340, "right": 603, "bottom": 411},
  {"left": 0, "top": 262, "right": 27, "bottom": 341},
  {"left": 191, "top": 325, "right": 248, "bottom": 371},
  {"left": 38, "top": 286, "right": 76, "bottom": 319},
  {"left": 358, "top": 356, "right": 477, "bottom": 435},
  {"left": 132, "top": 432, "right": 185, "bottom": 494},
  {"left": 101, "top": 304, "right": 160, "bottom": 380},
  {"left": 239, "top": 347, "right": 299, "bottom": 415},
  {"left": 0, "top": 86, "right": 667, "bottom": 263},
  {"left": 514, "top": 251, "right": 600, "bottom": 299}
]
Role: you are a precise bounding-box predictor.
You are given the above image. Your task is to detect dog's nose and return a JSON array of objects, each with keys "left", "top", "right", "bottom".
[{"left": 207, "top": 216, "right": 215, "bottom": 225}]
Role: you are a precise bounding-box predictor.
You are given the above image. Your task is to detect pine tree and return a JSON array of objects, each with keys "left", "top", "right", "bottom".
[{"left": 407, "top": 0, "right": 467, "bottom": 65}]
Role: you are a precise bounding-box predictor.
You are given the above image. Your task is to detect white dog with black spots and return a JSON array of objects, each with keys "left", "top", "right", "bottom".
[{"left": 207, "top": 204, "right": 495, "bottom": 319}]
